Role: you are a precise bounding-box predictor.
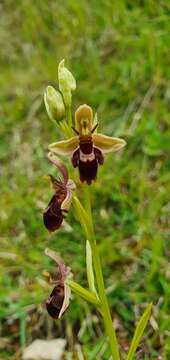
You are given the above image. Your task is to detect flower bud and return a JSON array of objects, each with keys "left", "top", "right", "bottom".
[
  {"left": 58, "top": 59, "right": 76, "bottom": 108},
  {"left": 44, "top": 86, "right": 65, "bottom": 122}
]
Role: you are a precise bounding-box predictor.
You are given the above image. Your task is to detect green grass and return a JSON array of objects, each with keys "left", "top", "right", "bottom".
[{"left": 1, "top": 1, "right": 170, "bottom": 358}]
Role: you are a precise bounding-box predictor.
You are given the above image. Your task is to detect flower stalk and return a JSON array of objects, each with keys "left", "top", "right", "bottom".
[
  {"left": 81, "top": 186, "right": 120, "bottom": 360},
  {"left": 42, "top": 59, "right": 151, "bottom": 360}
]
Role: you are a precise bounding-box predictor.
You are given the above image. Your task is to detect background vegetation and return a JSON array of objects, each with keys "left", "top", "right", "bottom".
[{"left": 1, "top": 1, "right": 170, "bottom": 359}]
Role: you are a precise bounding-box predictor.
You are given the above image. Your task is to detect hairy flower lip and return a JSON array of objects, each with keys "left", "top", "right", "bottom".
[
  {"left": 43, "top": 153, "right": 75, "bottom": 232},
  {"left": 45, "top": 248, "right": 72, "bottom": 319},
  {"left": 43, "top": 195, "right": 65, "bottom": 232}
]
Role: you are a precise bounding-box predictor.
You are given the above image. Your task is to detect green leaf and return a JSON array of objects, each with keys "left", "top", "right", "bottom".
[
  {"left": 86, "top": 240, "right": 97, "bottom": 295},
  {"left": 66, "top": 279, "right": 100, "bottom": 307},
  {"left": 126, "top": 303, "right": 152, "bottom": 360}
]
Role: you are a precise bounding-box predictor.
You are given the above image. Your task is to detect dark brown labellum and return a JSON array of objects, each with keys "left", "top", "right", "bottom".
[
  {"left": 46, "top": 285, "right": 65, "bottom": 319},
  {"left": 43, "top": 195, "right": 64, "bottom": 232},
  {"left": 79, "top": 159, "right": 98, "bottom": 184},
  {"left": 72, "top": 138, "right": 104, "bottom": 184}
]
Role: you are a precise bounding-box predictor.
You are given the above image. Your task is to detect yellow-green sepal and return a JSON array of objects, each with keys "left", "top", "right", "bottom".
[
  {"left": 48, "top": 136, "right": 79, "bottom": 155},
  {"left": 93, "top": 133, "right": 126, "bottom": 153}
]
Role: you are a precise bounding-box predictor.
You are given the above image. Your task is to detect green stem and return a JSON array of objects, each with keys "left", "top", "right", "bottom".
[
  {"left": 85, "top": 187, "right": 120, "bottom": 360},
  {"left": 83, "top": 184, "right": 92, "bottom": 217}
]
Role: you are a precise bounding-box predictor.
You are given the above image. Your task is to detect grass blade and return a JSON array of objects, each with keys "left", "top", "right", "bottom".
[{"left": 126, "top": 303, "right": 152, "bottom": 360}]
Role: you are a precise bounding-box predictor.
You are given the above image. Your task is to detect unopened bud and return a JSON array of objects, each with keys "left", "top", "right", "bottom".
[
  {"left": 58, "top": 59, "right": 76, "bottom": 108},
  {"left": 44, "top": 86, "right": 65, "bottom": 122}
]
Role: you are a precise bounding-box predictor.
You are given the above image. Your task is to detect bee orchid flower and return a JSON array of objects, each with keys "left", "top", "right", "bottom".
[
  {"left": 49, "top": 104, "right": 126, "bottom": 184},
  {"left": 45, "top": 248, "right": 72, "bottom": 319},
  {"left": 43, "top": 152, "right": 75, "bottom": 232}
]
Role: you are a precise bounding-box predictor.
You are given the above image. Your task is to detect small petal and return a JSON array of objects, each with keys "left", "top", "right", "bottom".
[
  {"left": 49, "top": 137, "right": 79, "bottom": 156},
  {"left": 48, "top": 152, "right": 68, "bottom": 184},
  {"left": 44, "top": 86, "right": 65, "bottom": 123},
  {"left": 75, "top": 104, "right": 93, "bottom": 135},
  {"left": 94, "top": 147, "right": 104, "bottom": 164},
  {"left": 93, "top": 133, "right": 126, "bottom": 153},
  {"left": 45, "top": 248, "right": 63, "bottom": 268},
  {"left": 58, "top": 59, "right": 76, "bottom": 108},
  {"left": 45, "top": 248, "right": 71, "bottom": 279},
  {"left": 44, "top": 174, "right": 66, "bottom": 196},
  {"left": 72, "top": 148, "right": 80, "bottom": 168}
]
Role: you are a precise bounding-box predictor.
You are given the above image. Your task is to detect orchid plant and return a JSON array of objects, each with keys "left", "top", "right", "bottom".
[{"left": 43, "top": 59, "right": 152, "bottom": 359}]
